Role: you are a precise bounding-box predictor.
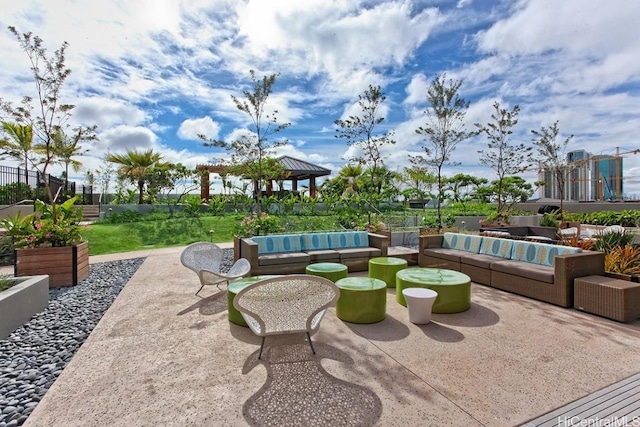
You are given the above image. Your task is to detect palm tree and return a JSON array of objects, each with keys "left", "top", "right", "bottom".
[
  {"left": 338, "top": 164, "right": 363, "bottom": 197},
  {"left": 107, "top": 149, "right": 164, "bottom": 204},
  {"left": 53, "top": 128, "right": 91, "bottom": 193},
  {"left": 0, "top": 121, "right": 35, "bottom": 182}
]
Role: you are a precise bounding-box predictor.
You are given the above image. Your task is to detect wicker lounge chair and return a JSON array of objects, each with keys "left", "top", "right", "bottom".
[
  {"left": 233, "top": 275, "right": 340, "bottom": 359},
  {"left": 180, "top": 242, "right": 251, "bottom": 295}
]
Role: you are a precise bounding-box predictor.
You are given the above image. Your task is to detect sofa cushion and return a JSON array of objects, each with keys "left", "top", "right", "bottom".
[
  {"left": 423, "top": 248, "right": 465, "bottom": 263},
  {"left": 252, "top": 234, "right": 303, "bottom": 255},
  {"left": 258, "top": 252, "right": 310, "bottom": 266},
  {"left": 326, "top": 231, "right": 370, "bottom": 249},
  {"left": 510, "top": 241, "right": 581, "bottom": 267},
  {"left": 301, "top": 233, "right": 331, "bottom": 251},
  {"left": 337, "top": 247, "right": 381, "bottom": 260},
  {"left": 460, "top": 253, "right": 503, "bottom": 269},
  {"left": 490, "top": 260, "right": 555, "bottom": 284},
  {"left": 479, "top": 237, "right": 514, "bottom": 259},
  {"left": 305, "top": 249, "right": 340, "bottom": 261},
  {"left": 442, "top": 233, "right": 483, "bottom": 253}
]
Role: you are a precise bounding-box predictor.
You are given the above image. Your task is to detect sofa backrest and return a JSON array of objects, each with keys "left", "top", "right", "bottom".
[
  {"left": 324, "top": 231, "right": 369, "bottom": 249},
  {"left": 442, "top": 233, "right": 483, "bottom": 253},
  {"left": 300, "top": 233, "right": 331, "bottom": 251},
  {"left": 478, "top": 236, "right": 515, "bottom": 259},
  {"left": 253, "top": 231, "right": 371, "bottom": 254},
  {"left": 252, "top": 234, "right": 303, "bottom": 255},
  {"left": 510, "top": 240, "right": 581, "bottom": 267}
]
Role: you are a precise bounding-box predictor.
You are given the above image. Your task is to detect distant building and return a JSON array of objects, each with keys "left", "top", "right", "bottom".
[
  {"left": 538, "top": 150, "right": 625, "bottom": 201},
  {"left": 591, "top": 155, "right": 623, "bottom": 200},
  {"left": 567, "top": 150, "right": 591, "bottom": 201}
]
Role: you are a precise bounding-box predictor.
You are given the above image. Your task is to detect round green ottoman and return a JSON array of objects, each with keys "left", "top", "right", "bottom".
[
  {"left": 335, "top": 277, "right": 387, "bottom": 324},
  {"left": 228, "top": 275, "right": 279, "bottom": 326},
  {"left": 305, "top": 262, "right": 348, "bottom": 282},
  {"left": 369, "top": 257, "right": 408, "bottom": 288},
  {"left": 396, "top": 268, "right": 471, "bottom": 313}
]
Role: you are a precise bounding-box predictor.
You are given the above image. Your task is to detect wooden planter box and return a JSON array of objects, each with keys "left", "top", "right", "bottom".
[
  {"left": 0, "top": 275, "right": 49, "bottom": 339},
  {"left": 14, "top": 241, "right": 89, "bottom": 288}
]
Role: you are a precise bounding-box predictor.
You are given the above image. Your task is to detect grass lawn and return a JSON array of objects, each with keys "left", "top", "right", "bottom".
[{"left": 82, "top": 215, "right": 339, "bottom": 255}]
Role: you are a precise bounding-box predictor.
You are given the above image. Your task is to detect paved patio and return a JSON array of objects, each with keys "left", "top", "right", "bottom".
[{"left": 22, "top": 245, "right": 640, "bottom": 427}]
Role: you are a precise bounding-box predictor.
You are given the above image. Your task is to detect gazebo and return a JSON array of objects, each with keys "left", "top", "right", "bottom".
[{"left": 196, "top": 155, "right": 331, "bottom": 201}]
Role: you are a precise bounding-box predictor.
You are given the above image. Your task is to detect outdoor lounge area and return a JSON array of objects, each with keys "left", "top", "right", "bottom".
[{"left": 18, "top": 244, "right": 640, "bottom": 427}]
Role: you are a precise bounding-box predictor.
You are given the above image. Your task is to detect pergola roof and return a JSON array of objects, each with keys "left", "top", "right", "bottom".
[
  {"left": 196, "top": 156, "right": 331, "bottom": 179},
  {"left": 195, "top": 156, "right": 331, "bottom": 199},
  {"left": 278, "top": 156, "right": 331, "bottom": 179}
]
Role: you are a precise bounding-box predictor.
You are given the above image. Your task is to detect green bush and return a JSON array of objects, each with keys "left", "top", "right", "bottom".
[{"left": 0, "top": 182, "right": 34, "bottom": 204}]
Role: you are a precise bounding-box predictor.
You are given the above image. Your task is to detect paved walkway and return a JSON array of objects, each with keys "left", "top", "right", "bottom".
[{"left": 21, "top": 245, "right": 640, "bottom": 426}]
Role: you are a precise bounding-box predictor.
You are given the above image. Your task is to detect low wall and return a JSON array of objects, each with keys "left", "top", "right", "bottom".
[{"left": 0, "top": 205, "right": 34, "bottom": 220}]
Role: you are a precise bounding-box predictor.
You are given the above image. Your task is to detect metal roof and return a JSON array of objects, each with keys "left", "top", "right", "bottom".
[{"left": 278, "top": 156, "right": 331, "bottom": 179}]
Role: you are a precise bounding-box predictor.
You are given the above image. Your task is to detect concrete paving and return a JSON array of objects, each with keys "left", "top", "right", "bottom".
[{"left": 22, "top": 245, "right": 640, "bottom": 427}]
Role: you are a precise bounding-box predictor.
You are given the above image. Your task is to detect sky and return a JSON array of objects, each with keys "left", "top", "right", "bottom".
[{"left": 1, "top": 0, "right": 639, "bottom": 198}]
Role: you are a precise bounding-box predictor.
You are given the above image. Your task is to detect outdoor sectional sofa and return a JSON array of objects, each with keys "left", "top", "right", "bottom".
[
  {"left": 418, "top": 232, "right": 605, "bottom": 307},
  {"left": 238, "top": 231, "right": 389, "bottom": 275}
]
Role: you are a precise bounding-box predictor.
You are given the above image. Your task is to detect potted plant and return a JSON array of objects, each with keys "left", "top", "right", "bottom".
[{"left": 0, "top": 196, "right": 89, "bottom": 287}]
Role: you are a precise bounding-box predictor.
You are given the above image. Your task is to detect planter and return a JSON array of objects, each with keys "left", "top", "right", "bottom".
[
  {"left": 14, "top": 241, "right": 89, "bottom": 288},
  {"left": 605, "top": 271, "right": 640, "bottom": 282},
  {"left": 0, "top": 275, "right": 49, "bottom": 339}
]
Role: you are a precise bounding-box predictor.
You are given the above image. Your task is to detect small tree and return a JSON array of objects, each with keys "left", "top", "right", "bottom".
[
  {"left": 0, "top": 27, "right": 97, "bottom": 219},
  {"left": 477, "top": 176, "right": 535, "bottom": 222},
  {"left": 415, "top": 74, "right": 474, "bottom": 229},
  {"left": 475, "top": 102, "right": 533, "bottom": 216},
  {"left": 531, "top": 121, "right": 574, "bottom": 218},
  {"left": 335, "top": 84, "right": 395, "bottom": 222},
  {"left": 445, "top": 173, "right": 488, "bottom": 214},
  {"left": 402, "top": 155, "right": 437, "bottom": 205},
  {"left": 199, "top": 70, "right": 290, "bottom": 210}
]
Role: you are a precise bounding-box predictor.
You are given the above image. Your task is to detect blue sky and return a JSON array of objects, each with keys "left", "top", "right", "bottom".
[{"left": 1, "top": 0, "right": 639, "bottom": 197}]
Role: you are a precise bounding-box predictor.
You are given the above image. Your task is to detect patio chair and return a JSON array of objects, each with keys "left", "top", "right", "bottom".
[
  {"left": 233, "top": 275, "right": 340, "bottom": 359},
  {"left": 180, "top": 242, "right": 251, "bottom": 296}
]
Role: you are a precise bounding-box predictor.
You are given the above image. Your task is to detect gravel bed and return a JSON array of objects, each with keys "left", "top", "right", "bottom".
[{"left": 0, "top": 258, "right": 145, "bottom": 427}]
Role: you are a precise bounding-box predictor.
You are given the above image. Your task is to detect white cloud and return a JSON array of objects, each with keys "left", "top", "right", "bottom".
[
  {"left": 99, "top": 126, "right": 158, "bottom": 153},
  {"left": 178, "top": 117, "right": 221, "bottom": 141}
]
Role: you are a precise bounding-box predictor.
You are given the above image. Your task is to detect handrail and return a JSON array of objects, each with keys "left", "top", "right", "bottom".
[{"left": 0, "top": 199, "right": 34, "bottom": 212}]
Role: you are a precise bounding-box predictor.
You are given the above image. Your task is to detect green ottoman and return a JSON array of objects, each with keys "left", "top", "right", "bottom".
[
  {"left": 396, "top": 268, "right": 471, "bottom": 314},
  {"left": 335, "top": 277, "right": 387, "bottom": 324},
  {"left": 369, "top": 257, "right": 408, "bottom": 288},
  {"left": 228, "top": 275, "right": 279, "bottom": 326},
  {"left": 305, "top": 262, "right": 348, "bottom": 282}
]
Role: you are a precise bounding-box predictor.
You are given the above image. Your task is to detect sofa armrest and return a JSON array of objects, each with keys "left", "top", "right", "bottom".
[
  {"left": 554, "top": 250, "right": 605, "bottom": 302},
  {"left": 418, "top": 235, "right": 444, "bottom": 266},
  {"left": 240, "top": 238, "right": 259, "bottom": 268},
  {"left": 368, "top": 233, "right": 389, "bottom": 256}
]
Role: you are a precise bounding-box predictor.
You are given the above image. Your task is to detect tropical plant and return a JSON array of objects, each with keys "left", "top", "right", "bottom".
[
  {"left": 53, "top": 128, "right": 93, "bottom": 194},
  {"left": 236, "top": 212, "right": 282, "bottom": 237},
  {"left": 592, "top": 229, "right": 635, "bottom": 253},
  {"left": 0, "top": 122, "right": 34, "bottom": 181},
  {"left": 604, "top": 245, "right": 640, "bottom": 275},
  {"left": 414, "top": 73, "right": 474, "bottom": 230},
  {"left": 107, "top": 148, "right": 165, "bottom": 204},
  {"left": 0, "top": 196, "right": 85, "bottom": 248}
]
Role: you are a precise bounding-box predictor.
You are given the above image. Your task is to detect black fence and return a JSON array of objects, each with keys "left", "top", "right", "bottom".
[{"left": 0, "top": 165, "right": 94, "bottom": 205}]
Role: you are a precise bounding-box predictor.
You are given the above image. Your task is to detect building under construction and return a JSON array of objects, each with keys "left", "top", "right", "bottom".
[{"left": 538, "top": 148, "right": 636, "bottom": 201}]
